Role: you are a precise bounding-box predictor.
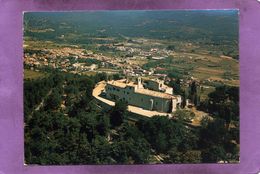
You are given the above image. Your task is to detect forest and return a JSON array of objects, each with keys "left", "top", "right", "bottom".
[{"left": 24, "top": 72, "right": 239, "bottom": 164}]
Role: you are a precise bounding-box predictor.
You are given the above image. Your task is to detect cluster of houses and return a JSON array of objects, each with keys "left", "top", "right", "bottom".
[
  {"left": 24, "top": 42, "right": 173, "bottom": 77},
  {"left": 24, "top": 47, "right": 110, "bottom": 73}
]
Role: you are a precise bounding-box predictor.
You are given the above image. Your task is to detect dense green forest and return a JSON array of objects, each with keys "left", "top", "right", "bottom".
[{"left": 24, "top": 72, "right": 239, "bottom": 164}]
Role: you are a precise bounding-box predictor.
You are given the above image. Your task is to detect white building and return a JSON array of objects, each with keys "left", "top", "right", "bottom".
[
  {"left": 86, "top": 64, "right": 98, "bottom": 71},
  {"left": 104, "top": 78, "right": 181, "bottom": 113},
  {"left": 144, "top": 79, "right": 173, "bottom": 95}
]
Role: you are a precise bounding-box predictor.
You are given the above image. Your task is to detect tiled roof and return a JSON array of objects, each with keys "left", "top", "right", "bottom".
[
  {"left": 135, "top": 88, "right": 174, "bottom": 99},
  {"left": 107, "top": 79, "right": 176, "bottom": 99}
]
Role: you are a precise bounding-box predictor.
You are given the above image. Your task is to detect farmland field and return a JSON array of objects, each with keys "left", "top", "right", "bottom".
[{"left": 24, "top": 69, "right": 47, "bottom": 79}]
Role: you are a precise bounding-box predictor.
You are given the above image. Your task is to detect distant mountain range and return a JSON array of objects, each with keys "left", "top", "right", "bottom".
[{"left": 24, "top": 10, "right": 238, "bottom": 45}]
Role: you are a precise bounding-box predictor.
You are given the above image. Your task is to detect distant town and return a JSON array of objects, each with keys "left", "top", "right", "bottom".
[{"left": 24, "top": 40, "right": 238, "bottom": 86}]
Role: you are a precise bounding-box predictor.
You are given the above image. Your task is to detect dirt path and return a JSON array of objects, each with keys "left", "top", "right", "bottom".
[
  {"left": 28, "top": 89, "right": 53, "bottom": 120},
  {"left": 35, "top": 89, "right": 53, "bottom": 111},
  {"left": 189, "top": 107, "right": 212, "bottom": 126}
]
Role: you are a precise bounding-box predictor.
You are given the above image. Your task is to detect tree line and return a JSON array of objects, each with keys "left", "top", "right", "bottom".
[{"left": 24, "top": 72, "right": 239, "bottom": 164}]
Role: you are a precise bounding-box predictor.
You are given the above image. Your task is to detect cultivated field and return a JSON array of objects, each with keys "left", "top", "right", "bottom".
[{"left": 24, "top": 69, "right": 47, "bottom": 79}]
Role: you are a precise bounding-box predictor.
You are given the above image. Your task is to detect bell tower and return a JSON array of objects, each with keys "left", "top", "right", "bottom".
[{"left": 137, "top": 77, "right": 143, "bottom": 89}]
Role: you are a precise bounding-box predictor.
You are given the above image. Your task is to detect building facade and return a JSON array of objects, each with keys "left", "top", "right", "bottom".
[
  {"left": 104, "top": 78, "right": 181, "bottom": 113},
  {"left": 144, "top": 79, "right": 173, "bottom": 95}
]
